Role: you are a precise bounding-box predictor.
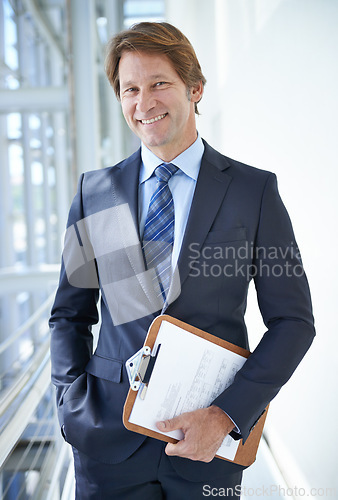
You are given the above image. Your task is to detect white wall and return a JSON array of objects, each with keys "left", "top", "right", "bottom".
[{"left": 167, "top": 0, "right": 338, "bottom": 493}]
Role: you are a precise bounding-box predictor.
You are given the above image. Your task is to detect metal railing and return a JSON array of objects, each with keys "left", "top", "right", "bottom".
[
  {"left": 0, "top": 293, "right": 55, "bottom": 357},
  {"left": 0, "top": 284, "right": 74, "bottom": 500}
]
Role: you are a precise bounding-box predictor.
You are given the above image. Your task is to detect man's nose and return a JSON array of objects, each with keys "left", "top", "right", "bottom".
[{"left": 136, "top": 89, "right": 156, "bottom": 113}]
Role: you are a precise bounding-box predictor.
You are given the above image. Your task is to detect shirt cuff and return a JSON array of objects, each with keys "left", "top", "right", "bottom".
[{"left": 222, "top": 410, "right": 242, "bottom": 440}]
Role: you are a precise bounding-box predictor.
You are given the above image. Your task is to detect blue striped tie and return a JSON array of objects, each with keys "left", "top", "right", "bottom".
[{"left": 142, "top": 163, "right": 178, "bottom": 304}]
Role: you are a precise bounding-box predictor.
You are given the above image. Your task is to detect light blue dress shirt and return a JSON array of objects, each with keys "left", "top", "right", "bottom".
[{"left": 139, "top": 134, "right": 204, "bottom": 269}]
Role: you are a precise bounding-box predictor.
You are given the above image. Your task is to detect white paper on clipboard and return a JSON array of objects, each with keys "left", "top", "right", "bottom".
[{"left": 128, "top": 319, "right": 247, "bottom": 461}]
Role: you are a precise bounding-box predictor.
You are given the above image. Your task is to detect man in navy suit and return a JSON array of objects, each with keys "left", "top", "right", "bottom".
[{"left": 50, "top": 22, "right": 315, "bottom": 499}]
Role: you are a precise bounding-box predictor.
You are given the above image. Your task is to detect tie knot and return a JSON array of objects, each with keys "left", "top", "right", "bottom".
[{"left": 155, "top": 163, "right": 178, "bottom": 183}]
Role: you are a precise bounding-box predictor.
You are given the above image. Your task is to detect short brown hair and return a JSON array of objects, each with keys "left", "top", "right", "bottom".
[{"left": 105, "top": 22, "right": 206, "bottom": 114}]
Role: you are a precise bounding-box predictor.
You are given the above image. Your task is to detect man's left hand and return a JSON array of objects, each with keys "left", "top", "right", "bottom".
[{"left": 156, "top": 405, "right": 235, "bottom": 463}]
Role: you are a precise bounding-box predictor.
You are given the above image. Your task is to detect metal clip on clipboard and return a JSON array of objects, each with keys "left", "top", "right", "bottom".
[{"left": 125, "top": 344, "right": 161, "bottom": 399}]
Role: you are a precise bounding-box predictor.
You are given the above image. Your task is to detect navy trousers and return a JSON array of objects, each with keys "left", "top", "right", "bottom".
[{"left": 72, "top": 438, "right": 243, "bottom": 499}]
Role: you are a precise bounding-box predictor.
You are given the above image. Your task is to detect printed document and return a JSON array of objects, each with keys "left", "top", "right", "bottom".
[{"left": 128, "top": 319, "right": 247, "bottom": 460}]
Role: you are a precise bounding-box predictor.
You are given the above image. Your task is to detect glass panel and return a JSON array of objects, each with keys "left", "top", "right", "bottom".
[
  {"left": 3, "top": 0, "right": 18, "bottom": 71},
  {"left": 124, "top": 0, "right": 164, "bottom": 17},
  {"left": 123, "top": 0, "right": 165, "bottom": 27},
  {"left": 8, "top": 135, "right": 26, "bottom": 263}
]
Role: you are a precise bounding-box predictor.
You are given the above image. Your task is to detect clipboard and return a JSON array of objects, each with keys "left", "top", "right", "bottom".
[{"left": 123, "top": 314, "right": 268, "bottom": 466}]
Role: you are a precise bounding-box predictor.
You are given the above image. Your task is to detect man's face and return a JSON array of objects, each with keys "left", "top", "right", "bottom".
[{"left": 119, "top": 51, "right": 203, "bottom": 161}]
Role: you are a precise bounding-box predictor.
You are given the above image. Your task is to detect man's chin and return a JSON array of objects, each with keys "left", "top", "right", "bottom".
[{"left": 140, "top": 135, "right": 169, "bottom": 151}]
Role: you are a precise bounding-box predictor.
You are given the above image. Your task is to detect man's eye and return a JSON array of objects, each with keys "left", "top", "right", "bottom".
[{"left": 155, "top": 82, "right": 167, "bottom": 87}]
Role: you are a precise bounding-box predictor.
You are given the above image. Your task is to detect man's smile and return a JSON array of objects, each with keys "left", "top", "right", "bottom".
[{"left": 139, "top": 113, "right": 168, "bottom": 125}]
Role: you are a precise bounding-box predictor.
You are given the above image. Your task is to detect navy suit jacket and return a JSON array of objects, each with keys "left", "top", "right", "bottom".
[{"left": 50, "top": 140, "right": 315, "bottom": 480}]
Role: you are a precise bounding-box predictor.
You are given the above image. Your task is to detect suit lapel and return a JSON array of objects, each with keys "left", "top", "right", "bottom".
[
  {"left": 110, "top": 149, "right": 141, "bottom": 239},
  {"left": 177, "top": 142, "right": 233, "bottom": 288}
]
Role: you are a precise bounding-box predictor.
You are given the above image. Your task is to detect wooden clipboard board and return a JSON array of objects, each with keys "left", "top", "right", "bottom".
[{"left": 123, "top": 314, "right": 268, "bottom": 466}]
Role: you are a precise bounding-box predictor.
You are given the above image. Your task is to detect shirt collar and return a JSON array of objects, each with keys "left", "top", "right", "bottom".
[{"left": 140, "top": 134, "right": 204, "bottom": 184}]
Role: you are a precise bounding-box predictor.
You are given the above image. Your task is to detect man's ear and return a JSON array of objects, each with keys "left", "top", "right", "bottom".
[{"left": 189, "top": 80, "right": 204, "bottom": 104}]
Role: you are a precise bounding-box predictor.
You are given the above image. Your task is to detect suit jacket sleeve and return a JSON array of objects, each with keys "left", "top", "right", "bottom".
[
  {"left": 212, "top": 173, "right": 315, "bottom": 441},
  {"left": 49, "top": 174, "right": 100, "bottom": 428}
]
